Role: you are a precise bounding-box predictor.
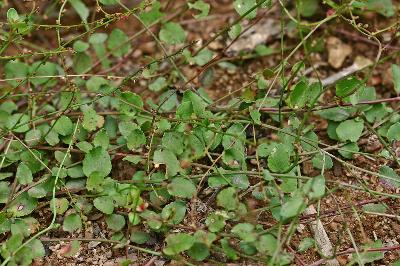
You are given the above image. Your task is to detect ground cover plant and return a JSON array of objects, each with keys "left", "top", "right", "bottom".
[{"left": 0, "top": 0, "right": 400, "bottom": 265}]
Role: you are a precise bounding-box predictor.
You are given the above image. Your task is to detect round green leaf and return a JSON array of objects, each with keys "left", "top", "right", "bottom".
[
  {"left": 167, "top": 178, "right": 196, "bottom": 199},
  {"left": 82, "top": 146, "right": 112, "bottom": 178}
]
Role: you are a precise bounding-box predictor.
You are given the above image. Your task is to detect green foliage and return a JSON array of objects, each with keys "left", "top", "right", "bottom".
[{"left": 0, "top": 1, "right": 397, "bottom": 264}]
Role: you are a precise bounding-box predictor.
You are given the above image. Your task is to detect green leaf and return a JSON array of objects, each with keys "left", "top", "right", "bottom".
[
  {"left": 250, "top": 109, "right": 261, "bottom": 124},
  {"left": 298, "top": 237, "right": 314, "bottom": 253},
  {"left": 349, "top": 86, "right": 376, "bottom": 106},
  {"left": 167, "top": 177, "right": 196, "bottom": 199},
  {"left": 187, "top": 242, "right": 209, "bottom": 261},
  {"left": 297, "top": 0, "right": 318, "bottom": 17},
  {"left": 233, "top": 0, "right": 257, "bottom": 19},
  {"left": 349, "top": 240, "right": 384, "bottom": 264},
  {"left": 268, "top": 144, "right": 290, "bottom": 173},
  {"left": 30, "top": 62, "right": 58, "bottom": 86},
  {"left": 9, "top": 192, "right": 37, "bottom": 217},
  {"left": 139, "top": 1, "right": 165, "bottom": 26},
  {"left": 228, "top": 24, "right": 242, "bottom": 39},
  {"left": 153, "top": 149, "right": 181, "bottom": 177},
  {"left": 16, "top": 163, "right": 33, "bottom": 185},
  {"left": 86, "top": 76, "right": 109, "bottom": 92},
  {"left": 93, "top": 196, "right": 114, "bottom": 214},
  {"left": 392, "top": 64, "right": 400, "bottom": 93},
  {"left": 127, "top": 129, "right": 146, "bottom": 150},
  {"left": 163, "top": 233, "right": 195, "bottom": 255},
  {"left": 82, "top": 146, "right": 112, "bottom": 178},
  {"left": 108, "top": 28, "right": 131, "bottom": 57},
  {"left": 93, "top": 129, "right": 109, "bottom": 149},
  {"left": 159, "top": 22, "right": 186, "bottom": 44},
  {"left": 53, "top": 115, "right": 73, "bottom": 136},
  {"left": 191, "top": 48, "right": 213, "bottom": 66},
  {"left": 379, "top": 165, "right": 400, "bottom": 188},
  {"left": 217, "top": 187, "right": 237, "bottom": 210},
  {"left": 73, "top": 52, "right": 91, "bottom": 74},
  {"left": 256, "top": 234, "right": 277, "bottom": 255},
  {"left": 336, "top": 77, "right": 361, "bottom": 97},
  {"left": 73, "top": 40, "right": 89, "bottom": 52},
  {"left": 7, "top": 8, "right": 19, "bottom": 22},
  {"left": 317, "top": 107, "right": 350, "bottom": 122},
  {"left": 312, "top": 153, "right": 333, "bottom": 170},
  {"left": 231, "top": 223, "right": 256, "bottom": 242},
  {"left": 288, "top": 80, "right": 308, "bottom": 108},
  {"left": 0, "top": 182, "right": 10, "bottom": 203},
  {"left": 24, "top": 129, "right": 42, "bottom": 146},
  {"left": 4, "top": 60, "right": 29, "bottom": 86},
  {"left": 205, "top": 212, "right": 226, "bottom": 232},
  {"left": 161, "top": 201, "right": 186, "bottom": 224},
  {"left": 63, "top": 213, "right": 82, "bottom": 233},
  {"left": 188, "top": 0, "right": 210, "bottom": 19},
  {"left": 99, "top": 0, "right": 118, "bottom": 5},
  {"left": 6, "top": 113, "right": 30, "bottom": 132},
  {"left": 106, "top": 214, "right": 126, "bottom": 231},
  {"left": 130, "top": 231, "right": 150, "bottom": 244},
  {"left": 149, "top": 77, "right": 167, "bottom": 92},
  {"left": 336, "top": 119, "right": 364, "bottom": 142},
  {"left": 387, "top": 122, "right": 400, "bottom": 141},
  {"left": 362, "top": 203, "right": 387, "bottom": 213},
  {"left": 353, "top": 0, "right": 394, "bottom": 17},
  {"left": 82, "top": 107, "right": 102, "bottom": 132},
  {"left": 50, "top": 198, "right": 69, "bottom": 214},
  {"left": 280, "top": 195, "right": 305, "bottom": 220},
  {"left": 86, "top": 172, "right": 105, "bottom": 191},
  {"left": 221, "top": 238, "right": 238, "bottom": 260},
  {"left": 69, "top": 0, "right": 89, "bottom": 23},
  {"left": 28, "top": 239, "right": 45, "bottom": 258},
  {"left": 339, "top": 142, "right": 359, "bottom": 159}
]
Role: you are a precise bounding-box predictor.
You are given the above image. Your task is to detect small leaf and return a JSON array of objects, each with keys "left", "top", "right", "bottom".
[
  {"left": 163, "top": 233, "right": 195, "bottom": 255},
  {"left": 167, "top": 178, "right": 196, "bottom": 199},
  {"left": 16, "top": 163, "right": 33, "bottom": 185},
  {"left": 159, "top": 22, "right": 186, "bottom": 44},
  {"left": 82, "top": 146, "right": 112, "bottom": 178},
  {"left": 250, "top": 109, "right": 261, "bottom": 124},
  {"left": 149, "top": 77, "right": 167, "bottom": 92},
  {"left": 256, "top": 234, "right": 277, "bottom": 255},
  {"left": 268, "top": 144, "right": 290, "bottom": 173},
  {"left": 127, "top": 129, "right": 146, "bottom": 150},
  {"left": 63, "top": 213, "right": 82, "bottom": 233},
  {"left": 108, "top": 28, "right": 131, "bottom": 57},
  {"left": 0, "top": 182, "right": 10, "bottom": 203},
  {"left": 362, "top": 203, "right": 387, "bottom": 214},
  {"left": 216, "top": 187, "right": 237, "bottom": 210},
  {"left": 188, "top": 0, "right": 210, "bottom": 19},
  {"left": 73, "top": 40, "right": 89, "bottom": 52},
  {"left": 387, "top": 122, "right": 400, "bottom": 141},
  {"left": 336, "top": 77, "right": 361, "bottom": 97},
  {"left": 233, "top": 0, "right": 257, "bottom": 19},
  {"left": 105, "top": 214, "right": 126, "bottom": 231},
  {"left": 392, "top": 64, "right": 400, "bottom": 93},
  {"left": 205, "top": 212, "right": 226, "bottom": 232},
  {"left": 50, "top": 198, "right": 69, "bottom": 214},
  {"left": 336, "top": 119, "right": 364, "bottom": 142},
  {"left": 9, "top": 192, "right": 37, "bottom": 217},
  {"left": 93, "top": 196, "right": 114, "bottom": 214},
  {"left": 280, "top": 195, "right": 305, "bottom": 220},
  {"left": 297, "top": 0, "right": 318, "bottom": 17},
  {"left": 379, "top": 165, "right": 400, "bottom": 188},
  {"left": 69, "top": 0, "right": 89, "bottom": 23},
  {"left": 53, "top": 116, "right": 73, "bottom": 136},
  {"left": 298, "top": 237, "right": 315, "bottom": 253},
  {"left": 82, "top": 107, "right": 103, "bottom": 132},
  {"left": 231, "top": 223, "right": 256, "bottom": 242},
  {"left": 153, "top": 149, "right": 181, "bottom": 177},
  {"left": 228, "top": 24, "right": 242, "bottom": 39}
]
